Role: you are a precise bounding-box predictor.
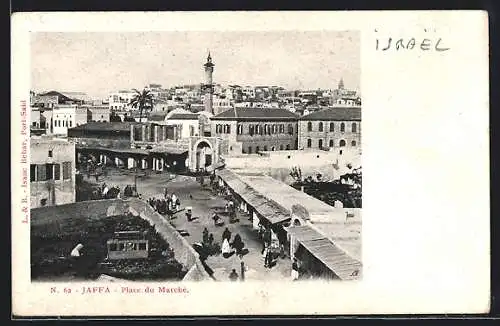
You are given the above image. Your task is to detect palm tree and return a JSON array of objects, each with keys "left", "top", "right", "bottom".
[{"left": 130, "top": 88, "right": 154, "bottom": 122}]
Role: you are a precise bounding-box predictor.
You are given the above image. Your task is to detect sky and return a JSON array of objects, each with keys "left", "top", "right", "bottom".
[{"left": 31, "top": 31, "right": 360, "bottom": 100}]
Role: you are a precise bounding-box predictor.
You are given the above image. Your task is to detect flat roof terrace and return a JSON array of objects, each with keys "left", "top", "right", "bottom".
[{"left": 239, "top": 174, "right": 346, "bottom": 223}]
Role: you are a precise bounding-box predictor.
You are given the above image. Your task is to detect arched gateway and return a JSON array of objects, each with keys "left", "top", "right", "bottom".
[
  {"left": 188, "top": 137, "right": 227, "bottom": 173},
  {"left": 195, "top": 140, "right": 213, "bottom": 171}
]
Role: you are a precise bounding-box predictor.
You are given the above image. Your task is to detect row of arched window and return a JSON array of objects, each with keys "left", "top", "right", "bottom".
[
  {"left": 306, "top": 139, "right": 357, "bottom": 148},
  {"left": 215, "top": 124, "right": 231, "bottom": 134},
  {"left": 306, "top": 121, "right": 358, "bottom": 133},
  {"left": 243, "top": 144, "right": 292, "bottom": 154},
  {"left": 247, "top": 123, "right": 294, "bottom": 136},
  {"left": 54, "top": 119, "right": 72, "bottom": 128}
]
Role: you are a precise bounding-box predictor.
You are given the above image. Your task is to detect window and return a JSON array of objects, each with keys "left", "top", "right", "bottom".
[
  {"left": 339, "top": 139, "right": 346, "bottom": 147},
  {"left": 307, "top": 122, "right": 312, "bottom": 131},
  {"left": 237, "top": 124, "right": 243, "bottom": 135},
  {"left": 351, "top": 140, "right": 357, "bottom": 146},
  {"left": 101, "top": 115, "right": 104, "bottom": 119},
  {"left": 45, "top": 164, "right": 55, "bottom": 180},
  {"left": 249, "top": 125, "right": 255, "bottom": 136},
  {"left": 119, "top": 243, "right": 125, "bottom": 251},
  {"left": 30, "top": 164, "right": 36, "bottom": 182},
  {"left": 248, "top": 146, "right": 253, "bottom": 154},
  {"left": 139, "top": 243, "right": 147, "bottom": 250},
  {"left": 36, "top": 164, "right": 47, "bottom": 181},
  {"left": 69, "top": 120, "right": 72, "bottom": 127},
  {"left": 340, "top": 123, "right": 345, "bottom": 132},
  {"left": 307, "top": 139, "right": 312, "bottom": 148},
  {"left": 48, "top": 150, "right": 53, "bottom": 158},
  {"left": 286, "top": 144, "right": 290, "bottom": 150},
  {"left": 63, "top": 162, "right": 72, "bottom": 180},
  {"left": 54, "top": 164, "right": 61, "bottom": 180},
  {"left": 264, "top": 124, "right": 269, "bottom": 135},
  {"left": 271, "top": 146, "right": 275, "bottom": 151},
  {"left": 280, "top": 145, "right": 284, "bottom": 150},
  {"left": 256, "top": 146, "right": 260, "bottom": 152},
  {"left": 352, "top": 123, "right": 357, "bottom": 133},
  {"left": 226, "top": 124, "right": 231, "bottom": 134},
  {"left": 319, "top": 139, "right": 323, "bottom": 149},
  {"left": 288, "top": 124, "right": 294, "bottom": 135},
  {"left": 259, "top": 125, "right": 264, "bottom": 135},
  {"left": 330, "top": 122, "right": 334, "bottom": 132},
  {"left": 32, "top": 122, "right": 37, "bottom": 127},
  {"left": 109, "top": 243, "right": 118, "bottom": 251},
  {"left": 329, "top": 139, "right": 334, "bottom": 147},
  {"left": 263, "top": 145, "right": 268, "bottom": 151},
  {"left": 319, "top": 122, "right": 324, "bottom": 132}
]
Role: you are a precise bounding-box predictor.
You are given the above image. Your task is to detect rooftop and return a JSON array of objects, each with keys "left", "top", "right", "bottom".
[
  {"left": 285, "top": 225, "right": 361, "bottom": 280},
  {"left": 69, "top": 121, "right": 135, "bottom": 132},
  {"left": 300, "top": 107, "right": 361, "bottom": 121},
  {"left": 211, "top": 107, "right": 299, "bottom": 121},
  {"left": 148, "top": 112, "right": 168, "bottom": 121},
  {"left": 239, "top": 174, "right": 345, "bottom": 222},
  {"left": 168, "top": 113, "right": 200, "bottom": 120}
]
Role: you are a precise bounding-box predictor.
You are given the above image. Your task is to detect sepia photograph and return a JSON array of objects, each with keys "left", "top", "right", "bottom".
[{"left": 29, "top": 31, "right": 362, "bottom": 283}]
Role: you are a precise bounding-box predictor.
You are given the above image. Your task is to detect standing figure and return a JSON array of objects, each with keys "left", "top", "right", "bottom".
[
  {"left": 164, "top": 187, "right": 168, "bottom": 199},
  {"left": 291, "top": 258, "right": 300, "bottom": 281},
  {"left": 221, "top": 238, "right": 234, "bottom": 259},
  {"left": 229, "top": 269, "right": 238, "bottom": 281},
  {"left": 264, "top": 245, "right": 273, "bottom": 268},
  {"left": 171, "top": 193, "right": 177, "bottom": 210},
  {"left": 202, "top": 228, "right": 209, "bottom": 244},
  {"left": 222, "top": 227, "right": 231, "bottom": 242},
  {"left": 231, "top": 234, "right": 244, "bottom": 257}
]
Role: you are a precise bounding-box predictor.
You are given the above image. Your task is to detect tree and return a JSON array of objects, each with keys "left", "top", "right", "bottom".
[{"left": 130, "top": 88, "right": 154, "bottom": 122}]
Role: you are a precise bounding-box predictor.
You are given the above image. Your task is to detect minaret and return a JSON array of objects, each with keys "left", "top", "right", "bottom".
[
  {"left": 203, "top": 51, "right": 215, "bottom": 114},
  {"left": 338, "top": 78, "right": 345, "bottom": 90}
]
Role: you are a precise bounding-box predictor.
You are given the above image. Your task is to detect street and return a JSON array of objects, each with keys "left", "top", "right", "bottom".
[{"left": 84, "top": 168, "right": 292, "bottom": 281}]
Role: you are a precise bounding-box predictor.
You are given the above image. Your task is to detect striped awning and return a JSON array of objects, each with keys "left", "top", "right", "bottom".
[{"left": 287, "top": 225, "right": 362, "bottom": 280}]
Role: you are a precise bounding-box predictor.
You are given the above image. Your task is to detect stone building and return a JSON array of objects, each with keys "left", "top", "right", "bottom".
[
  {"left": 210, "top": 107, "right": 299, "bottom": 155},
  {"left": 298, "top": 107, "right": 361, "bottom": 153},
  {"left": 30, "top": 136, "right": 76, "bottom": 208}
]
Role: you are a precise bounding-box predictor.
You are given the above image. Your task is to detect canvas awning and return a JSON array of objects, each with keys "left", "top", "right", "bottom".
[
  {"left": 216, "top": 169, "right": 290, "bottom": 224},
  {"left": 286, "top": 225, "right": 362, "bottom": 280}
]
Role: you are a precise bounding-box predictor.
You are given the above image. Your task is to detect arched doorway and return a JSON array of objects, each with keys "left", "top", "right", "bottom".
[{"left": 195, "top": 140, "right": 213, "bottom": 171}]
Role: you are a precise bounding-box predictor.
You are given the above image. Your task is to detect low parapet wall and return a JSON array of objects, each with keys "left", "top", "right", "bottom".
[{"left": 30, "top": 198, "right": 212, "bottom": 281}]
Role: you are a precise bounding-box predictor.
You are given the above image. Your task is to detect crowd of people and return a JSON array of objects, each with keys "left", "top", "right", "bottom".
[
  {"left": 91, "top": 182, "right": 122, "bottom": 200},
  {"left": 147, "top": 188, "right": 181, "bottom": 216}
]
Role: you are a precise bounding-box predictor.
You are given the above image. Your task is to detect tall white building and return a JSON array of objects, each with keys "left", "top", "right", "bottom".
[{"left": 108, "top": 90, "right": 137, "bottom": 111}]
